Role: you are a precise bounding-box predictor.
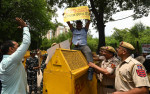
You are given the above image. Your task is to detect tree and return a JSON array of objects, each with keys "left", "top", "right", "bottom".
[
  {"left": 0, "top": 0, "right": 56, "bottom": 49},
  {"left": 47, "top": 0, "right": 150, "bottom": 52},
  {"left": 112, "top": 28, "right": 130, "bottom": 42},
  {"left": 41, "top": 31, "right": 72, "bottom": 49},
  {"left": 130, "top": 22, "right": 147, "bottom": 52},
  {"left": 111, "top": 22, "right": 150, "bottom": 53}
]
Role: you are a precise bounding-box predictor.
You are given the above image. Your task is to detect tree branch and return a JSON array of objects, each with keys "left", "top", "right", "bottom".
[{"left": 89, "top": 0, "right": 99, "bottom": 17}]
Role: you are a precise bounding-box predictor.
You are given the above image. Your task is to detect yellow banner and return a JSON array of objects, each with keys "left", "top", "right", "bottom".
[{"left": 64, "top": 6, "right": 90, "bottom": 22}]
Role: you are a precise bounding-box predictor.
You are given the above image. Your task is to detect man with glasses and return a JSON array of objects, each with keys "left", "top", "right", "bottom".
[
  {"left": 113, "top": 41, "right": 150, "bottom": 94},
  {"left": 89, "top": 46, "right": 119, "bottom": 94}
]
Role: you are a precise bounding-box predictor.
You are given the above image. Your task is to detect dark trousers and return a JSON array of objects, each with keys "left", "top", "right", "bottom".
[
  {"left": 74, "top": 45, "right": 94, "bottom": 80},
  {"left": 27, "top": 72, "right": 37, "bottom": 94},
  {"left": 73, "top": 45, "right": 93, "bottom": 62}
]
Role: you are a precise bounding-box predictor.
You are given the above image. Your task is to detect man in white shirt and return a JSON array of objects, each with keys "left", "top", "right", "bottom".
[{"left": 0, "top": 17, "right": 31, "bottom": 94}]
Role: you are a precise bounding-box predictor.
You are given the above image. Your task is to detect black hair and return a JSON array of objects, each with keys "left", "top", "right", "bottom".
[
  {"left": 121, "top": 46, "right": 133, "bottom": 55},
  {"left": 125, "top": 48, "right": 133, "bottom": 55},
  {"left": 1, "top": 40, "right": 15, "bottom": 55},
  {"left": 30, "top": 50, "right": 36, "bottom": 55},
  {"left": 76, "top": 20, "right": 82, "bottom": 24},
  {"left": 108, "top": 51, "right": 115, "bottom": 56}
]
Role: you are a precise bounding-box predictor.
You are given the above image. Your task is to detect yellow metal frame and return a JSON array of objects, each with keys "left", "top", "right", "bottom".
[{"left": 43, "top": 48, "right": 97, "bottom": 94}]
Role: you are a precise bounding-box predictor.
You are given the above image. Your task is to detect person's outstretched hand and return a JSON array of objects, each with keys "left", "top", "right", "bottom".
[{"left": 15, "top": 17, "right": 27, "bottom": 28}]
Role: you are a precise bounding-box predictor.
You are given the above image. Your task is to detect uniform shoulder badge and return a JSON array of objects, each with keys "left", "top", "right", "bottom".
[
  {"left": 136, "top": 65, "right": 146, "bottom": 77},
  {"left": 111, "top": 64, "right": 116, "bottom": 68}
]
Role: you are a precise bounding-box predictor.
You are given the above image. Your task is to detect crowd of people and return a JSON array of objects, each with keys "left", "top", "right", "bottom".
[{"left": 0, "top": 15, "right": 150, "bottom": 94}]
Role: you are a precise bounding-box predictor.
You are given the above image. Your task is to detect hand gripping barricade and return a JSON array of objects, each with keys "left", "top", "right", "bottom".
[{"left": 43, "top": 48, "right": 97, "bottom": 94}]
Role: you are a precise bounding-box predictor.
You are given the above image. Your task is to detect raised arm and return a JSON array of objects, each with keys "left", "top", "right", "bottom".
[
  {"left": 67, "top": 21, "right": 73, "bottom": 30},
  {"left": 85, "top": 10, "right": 91, "bottom": 30},
  {"left": 85, "top": 20, "right": 90, "bottom": 30},
  {"left": 16, "top": 17, "right": 27, "bottom": 28},
  {"left": 11, "top": 18, "right": 31, "bottom": 63}
]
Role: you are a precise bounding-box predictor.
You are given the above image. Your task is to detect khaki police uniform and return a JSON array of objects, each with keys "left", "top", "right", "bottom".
[
  {"left": 99, "top": 56, "right": 119, "bottom": 94},
  {"left": 115, "top": 56, "right": 150, "bottom": 91},
  {"left": 96, "top": 46, "right": 106, "bottom": 94},
  {"left": 97, "top": 55, "right": 105, "bottom": 94},
  {"left": 115, "top": 41, "right": 150, "bottom": 92}
]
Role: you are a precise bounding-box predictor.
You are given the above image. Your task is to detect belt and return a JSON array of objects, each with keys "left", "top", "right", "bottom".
[{"left": 104, "top": 85, "right": 114, "bottom": 89}]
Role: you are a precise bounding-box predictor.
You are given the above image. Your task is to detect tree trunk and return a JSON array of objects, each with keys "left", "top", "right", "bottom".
[
  {"left": 90, "top": 0, "right": 106, "bottom": 54},
  {"left": 96, "top": 20, "right": 105, "bottom": 53}
]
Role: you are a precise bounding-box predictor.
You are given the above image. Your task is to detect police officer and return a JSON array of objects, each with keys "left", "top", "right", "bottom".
[
  {"left": 93, "top": 46, "right": 106, "bottom": 64},
  {"left": 40, "top": 54, "right": 47, "bottom": 94},
  {"left": 113, "top": 41, "right": 150, "bottom": 94},
  {"left": 26, "top": 50, "right": 40, "bottom": 94},
  {"left": 93, "top": 46, "right": 106, "bottom": 94},
  {"left": 89, "top": 46, "right": 120, "bottom": 94}
]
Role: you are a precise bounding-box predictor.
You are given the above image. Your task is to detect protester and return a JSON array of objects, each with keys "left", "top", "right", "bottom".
[
  {"left": 25, "top": 50, "right": 40, "bottom": 94},
  {"left": 113, "top": 41, "right": 150, "bottom": 94},
  {"left": 0, "top": 17, "right": 30, "bottom": 94},
  {"left": 89, "top": 46, "right": 119, "bottom": 94},
  {"left": 65, "top": 11, "right": 94, "bottom": 80}
]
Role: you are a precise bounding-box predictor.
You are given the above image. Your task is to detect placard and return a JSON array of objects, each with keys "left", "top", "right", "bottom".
[{"left": 64, "top": 6, "right": 90, "bottom": 22}]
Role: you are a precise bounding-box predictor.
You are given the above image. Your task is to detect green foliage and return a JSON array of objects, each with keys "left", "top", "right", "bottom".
[
  {"left": 47, "top": 0, "right": 150, "bottom": 52},
  {"left": 105, "top": 36, "right": 119, "bottom": 48},
  {"left": 130, "top": 22, "right": 146, "bottom": 38},
  {"left": 112, "top": 28, "right": 129, "bottom": 42},
  {"left": 40, "top": 38, "right": 51, "bottom": 50},
  {"left": 87, "top": 36, "right": 98, "bottom": 52},
  {"left": 111, "top": 22, "right": 150, "bottom": 53},
  {"left": 0, "top": 0, "right": 56, "bottom": 49},
  {"left": 41, "top": 31, "right": 72, "bottom": 50}
]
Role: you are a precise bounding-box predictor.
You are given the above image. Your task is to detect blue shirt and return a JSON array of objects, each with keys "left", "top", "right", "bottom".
[
  {"left": 71, "top": 27, "right": 88, "bottom": 45},
  {"left": 0, "top": 27, "right": 31, "bottom": 94}
]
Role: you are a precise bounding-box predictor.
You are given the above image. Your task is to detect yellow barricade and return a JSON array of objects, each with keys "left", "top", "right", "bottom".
[
  {"left": 22, "top": 50, "right": 47, "bottom": 68},
  {"left": 43, "top": 48, "right": 97, "bottom": 94}
]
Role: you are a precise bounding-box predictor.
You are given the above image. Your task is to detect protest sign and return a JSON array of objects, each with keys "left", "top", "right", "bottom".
[
  {"left": 64, "top": 6, "right": 90, "bottom": 22},
  {"left": 142, "top": 44, "right": 150, "bottom": 53}
]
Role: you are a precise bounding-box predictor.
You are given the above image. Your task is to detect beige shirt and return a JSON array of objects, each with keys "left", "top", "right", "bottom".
[
  {"left": 99, "top": 56, "right": 119, "bottom": 85},
  {"left": 115, "top": 56, "right": 150, "bottom": 91}
]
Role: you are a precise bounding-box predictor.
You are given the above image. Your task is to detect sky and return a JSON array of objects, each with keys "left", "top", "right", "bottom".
[{"left": 54, "top": 8, "right": 150, "bottom": 38}]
